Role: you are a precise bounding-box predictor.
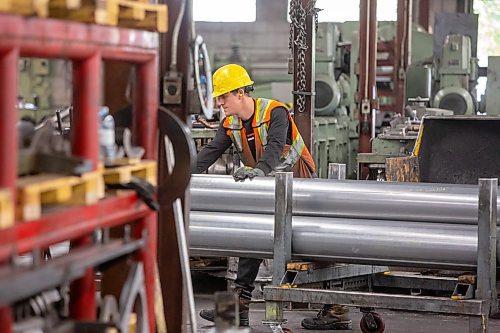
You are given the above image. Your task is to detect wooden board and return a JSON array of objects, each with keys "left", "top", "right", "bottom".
[
  {"left": 103, "top": 160, "right": 157, "bottom": 186},
  {"left": 17, "top": 171, "right": 104, "bottom": 221},
  {"left": 0, "top": 189, "right": 14, "bottom": 229},
  {"left": 0, "top": 0, "right": 49, "bottom": 17},
  {"left": 385, "top": 156, "right": 420, "bottom": 182},
  {"left": 48, "top": 0, "right": 168, "bottom": 32},
  {"left": 116, "top": 0, "right": 167, "bottom": 32}
]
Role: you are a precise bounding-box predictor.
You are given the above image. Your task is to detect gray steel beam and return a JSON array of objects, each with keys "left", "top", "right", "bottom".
[
  {"left": 477, "top": 178, "right": 498, "bottom": 314},
  {"left": 294, "top": 265, "right": 387, "bottom": 285},
  {"left": 263, "top": 286, "right": 487, "bottom": 316},
  {"left": 273, "top": 172, "right": 293, "bottom": 285},
  {"left": 371, "top": 272, "right": 458, "bottom": 292}
]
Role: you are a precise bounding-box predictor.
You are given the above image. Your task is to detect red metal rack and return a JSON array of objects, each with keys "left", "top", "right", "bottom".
[{"left": 0, "top": 13, "right": 159, "bottom": 332}]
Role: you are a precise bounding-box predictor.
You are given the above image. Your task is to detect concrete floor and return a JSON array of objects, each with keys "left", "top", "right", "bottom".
[{"left": 193, "top": 272, "right": 500, "bottom": 333}]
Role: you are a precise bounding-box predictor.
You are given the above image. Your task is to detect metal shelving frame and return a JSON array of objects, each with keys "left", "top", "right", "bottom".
[{"left": 0, "top": 13, "right": 159, "bottom": 333}]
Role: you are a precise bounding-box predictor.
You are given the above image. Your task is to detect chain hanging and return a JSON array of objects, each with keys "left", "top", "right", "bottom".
[{"left": 289, "top": 0, "right": 318, "bottom": 113}]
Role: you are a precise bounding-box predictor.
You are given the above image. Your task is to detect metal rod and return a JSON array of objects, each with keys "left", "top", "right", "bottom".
[
  {"left": 191, "top": 175, "right": 499, "bottom": 225},
  {"left": 189, "top": 211, "right": 496, "bottom": 269},
  {"left": 173, "top": 199, "right": 198, "bottom": 333}
]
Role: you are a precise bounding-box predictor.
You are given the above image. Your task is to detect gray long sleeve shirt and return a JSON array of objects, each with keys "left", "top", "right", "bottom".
[{"left": 195, "top": 106, "right": 290, "bottom": 175}]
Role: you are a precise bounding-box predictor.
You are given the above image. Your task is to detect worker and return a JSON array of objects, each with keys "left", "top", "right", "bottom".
[{"left": 195, "top": 64, "right": 350, "bottom": 330}]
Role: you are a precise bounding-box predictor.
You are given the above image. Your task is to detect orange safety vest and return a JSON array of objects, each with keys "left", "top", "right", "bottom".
[{"left": 223, "top": 98, "right": 315, "bottom": 178}]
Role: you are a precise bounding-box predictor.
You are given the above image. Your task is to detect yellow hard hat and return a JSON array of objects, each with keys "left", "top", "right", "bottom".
[{"left": 212, "top": 64, "right": 254, "bottom": 98}]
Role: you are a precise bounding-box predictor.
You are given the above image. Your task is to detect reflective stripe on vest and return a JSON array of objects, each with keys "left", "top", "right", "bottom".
[
  {"left": 223, "top": 98, "right": 313, "bottom": 172},
  {"left": 225, "top": 115, "right": 244, "bottom": 153}
]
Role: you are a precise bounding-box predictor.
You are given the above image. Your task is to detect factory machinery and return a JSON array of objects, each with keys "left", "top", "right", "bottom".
[
  {"left": 251, "top": 12, "right": 499, "bottom": 181},
  {"left": 189, "top": 171, "right": 499, "bottom": 332}
]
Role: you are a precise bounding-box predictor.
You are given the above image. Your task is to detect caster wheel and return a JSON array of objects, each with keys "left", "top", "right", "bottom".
[{"left": 360, "top": 312, "right": 385, "bottom": 333}]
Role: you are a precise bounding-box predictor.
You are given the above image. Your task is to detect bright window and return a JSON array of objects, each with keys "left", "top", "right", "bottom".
[
  {"left": 288, "top": 0, "right": 398, "bottom": 22},
  {"left": 193, "top": 0, "right": 256, "bottom": 22},
  {"left": 474, "top": 0, "right": 500, "bottom": 100}
]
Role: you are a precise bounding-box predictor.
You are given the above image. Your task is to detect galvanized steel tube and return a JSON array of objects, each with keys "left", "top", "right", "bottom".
[
  {"left": 190, "top": 175, "right": 499, "bottom": 224},
  {"left": 189, "top": 211, "right": 498, "bottom": 269}
]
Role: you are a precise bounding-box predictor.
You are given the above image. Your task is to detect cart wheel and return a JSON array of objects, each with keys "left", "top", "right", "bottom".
[
  {"left": 360, "top": 312, "right": 385, "bottom": 333},
  {"left": 282, "top": 329, "right": 293, "bottom": 333}
]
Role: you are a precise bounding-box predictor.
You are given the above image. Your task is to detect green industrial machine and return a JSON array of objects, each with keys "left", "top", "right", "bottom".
[
  {"left": 312, "top": 22, "right": 355, "bottom": 178},
  {"left": 18, "top": 58, "right": 70, "bottom": 122},
  {"left": 358, "top": 14, "right": 491, "bottom": 180},
  {"left": 253, "top": 21, "right": 435, "bottom": 179},
  {"left": 432, "top": 34, "right": 478, "bottom": 115},
  {"left": 359, "top": 100, "right": 453, "bottom": 180},
  {"left": 484, "top": 56, "right": 500, "bottom": 116}
]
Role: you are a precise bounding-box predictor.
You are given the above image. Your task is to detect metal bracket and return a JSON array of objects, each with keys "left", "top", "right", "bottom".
[
  {"left": 264, "top": 172, "right": 294, "bottom": 329},
  {"left": 162, "top": 71, "right": 183, "bottom": 105},
  {"left": 291, "top": 90, "right": 316, "bottom": 96}
]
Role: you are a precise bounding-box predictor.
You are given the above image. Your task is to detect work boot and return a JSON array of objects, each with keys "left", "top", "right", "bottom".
[
  {"left": 301, "top": 304, "right": 352, "bottom": 330},
  {"left": 199, "top": 289, "right": 251, "bottom": 326}
]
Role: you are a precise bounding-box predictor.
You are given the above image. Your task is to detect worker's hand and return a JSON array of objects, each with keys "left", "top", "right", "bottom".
[{"left": 233, "top": 166, "right": 265, "bottom": 182}]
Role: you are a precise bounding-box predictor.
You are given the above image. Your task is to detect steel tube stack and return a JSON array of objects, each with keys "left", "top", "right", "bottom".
[
  {"left": 189, "top": 175, "right": 500, "bottom": 269},
  {"left": 190, "top": 175, "right": 499, "bottom": 224}
]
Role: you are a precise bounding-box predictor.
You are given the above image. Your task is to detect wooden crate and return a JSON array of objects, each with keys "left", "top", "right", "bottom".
[
  {"left": 48, "top": 0, "right": 168, "bottom": 32},
  {"left": 16, "top": 170, "right": 105, "bottom": 221},
  {"left": 0, "top": 189, "right": 14, "bottom": 229},
  {"left": 49, "top": 0, "right": 116, "bottom": 26},
  {"left": 103, "top": 160, "right": 157, "bottom": 186},
  {"left": 116, "top": 0, "right": 167, "bottom": 33},
  {"left": 0, "top": 0, "right": 49, "bottom": 17}
]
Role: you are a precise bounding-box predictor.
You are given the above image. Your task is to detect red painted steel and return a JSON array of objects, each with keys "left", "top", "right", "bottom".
[
  {"left": 73, "top": 53, "right": 101, "bottom": 169},
  {"left": 394, "top": 0, "right": 411, "bottom": 115},
  {"left": 70, "top": 264, "right": 97, "bottom": 320},
  {"left": 0, "top": 48, "right": 18, "bottom": 198},
  {"left": 418, "top": 0, "right": 430, "bottom": 31},
  {"left": 135, "top": 58, "right": 159, "bottom": 158},
  {"left": 358, "top": 0, "right": 378, "bottom": 154},
  {"left": 0, "top": 13, "right": 159, "bottom": 331},
  {"left": 0, "top": 15, "right": 158, "bottom": 60},
  {"left": 0, "top": 194, "right": 151, "bottom": 263},
  {"left": 0, "top": 307, "right": 13, "bottom": 333}
]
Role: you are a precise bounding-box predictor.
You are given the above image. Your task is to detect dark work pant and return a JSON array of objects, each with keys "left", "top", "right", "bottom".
[{"left": 234, "top": 257, "right": 263, "bottom": 299}]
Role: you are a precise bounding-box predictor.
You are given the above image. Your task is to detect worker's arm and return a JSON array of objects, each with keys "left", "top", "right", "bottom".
[
  {"left": 195, "top": 121, "right": 233, "bottom": 173},
  {"left": 255, "top": 107, "right": 289, "bottom": 174}
]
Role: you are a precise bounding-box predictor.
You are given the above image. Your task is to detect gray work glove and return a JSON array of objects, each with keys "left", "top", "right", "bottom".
[{"left": 233, "top": 166, "right": 265, "bottom": 182}]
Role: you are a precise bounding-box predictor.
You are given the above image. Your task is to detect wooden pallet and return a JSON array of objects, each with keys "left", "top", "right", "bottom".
[
  {"left": 48, "top": 0, "right": 168, "bottom": 32},
  {"left": 16, "top": 170, "right": 105, "bottom": 221},
  {"left": 0, "top": 189, "right": 15, "bottom": 229},
  {"left": 115, "top": 0, "right": 167, "bottom": 33},
  {"left": 103, "top": 160, "right": 157, "bottom": 186},
  {"left": 0, "top": 0, "right": 49, "bottom": 17}
]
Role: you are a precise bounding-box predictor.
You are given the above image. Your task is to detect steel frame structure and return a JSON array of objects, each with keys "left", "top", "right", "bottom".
[
  {"left": 0, "top": 14, "right": 158, "bottom": 333},
  {"left": 263, "top": 172, "right": 498, "bottom": 333}
]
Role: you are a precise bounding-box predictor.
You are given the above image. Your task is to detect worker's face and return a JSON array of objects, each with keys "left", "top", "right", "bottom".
[{"left": 216, "top": 90, "right": 242, "bottom": 118}]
